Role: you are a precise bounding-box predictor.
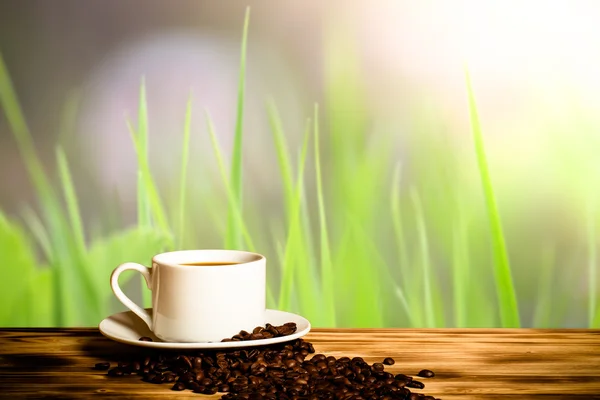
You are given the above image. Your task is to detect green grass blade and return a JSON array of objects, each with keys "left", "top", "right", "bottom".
[
  {"left": 0, "top": 53, "right": 67, "bottom": 325},
  {"left": 410, "top": 187, "right": 440, "bottom": 327},
  {"left": 330, "top": 225, "right": 352, "bottom": 326},
  {"left": 205, "top": 110, "right": 256, "bottom": 252},
  {"left": 56, "top": 147, "right": 86, "bottom": 255},
  {"left": 207, "top": 109, "right": 279, "bottom": 315},
  {"left": 0, "top": 211, "right": 35, "bottom": 326},
  {"left": 178, "top": 93, "right": 193, "bottom": 249},
  {"left": 126, "top": 118, "right": 170, "bottom": 236},
  {"left": 393, "top": 284, "right": 414, "bottom": 327},
  {"left": 343, "top": 214, "right": 384, "bottom": 327},
  {"left": 593, "top": 299, "right": 600, "bottom": 328},
  {"left": 452, "top": 208, "right": 469, "bottom": 328},
  {"left": 0, "top": 54, "right": 54, "bottom": 208},
  {"left": 349, "top": 213, "right": 412, "bottom": 326},
  {"left": 22, "top": 208, "right": 54, "bottom": 264},
  {"left": 268, "top": 102, "right": 319, "bottom": 320},
  {"left": 533, "top": 244, "right": 556, "bottom": 327},
  {"left": 226, "top": 7, "right": 250, "bottom": 250},
  {"left": 57, "top": 89, "right": 81, "bottom": 149},
  {"left": 291, "top": 122, "right": 319, "bottom": 320},
  {"left": 136, "top": 77, "right": 151, "bottom": 228},
  {"left": 466, "top": 69, "right": 520, "bottom": 327},
  {"left": 27, "top": 267, "right": 55, "bottom": 327},
  {"left": 390, "top": 162, "right": 419, "bottom": 325},
  {"left": 588, "top": 204, "right": 597, "bottom": 327},
  {"left": 56, "top": 147, "right": 102, "bottom": 318},
  {"left": 267, "top": 100, "right": 294, "bottom": 211},
  {"left": 127, "top": 106, "right": 172, "bottom": 309},
  {"left": 314, "top": 104, "right": 336, "bottom": 326},
  {"left": 266, "top": 281, "right": 277, "bottom": 310},
  {"left": 270, "top": 236, "right": 287, "bottom": 310},
  {"left": 138, "top": 77, "right": 148, "bottom": 159},
  {"left": 278, "top": 119, "right": 311, "bottom": 312}
]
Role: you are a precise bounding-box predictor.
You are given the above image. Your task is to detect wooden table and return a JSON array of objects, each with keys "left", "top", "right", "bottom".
[{"left": 0, "top": 328, "right": 599, "bottom": 399}]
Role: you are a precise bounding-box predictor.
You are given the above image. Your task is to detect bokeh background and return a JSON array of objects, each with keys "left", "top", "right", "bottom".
[{"left": 1, "top": 0, "right": 600, "bottom": 328}]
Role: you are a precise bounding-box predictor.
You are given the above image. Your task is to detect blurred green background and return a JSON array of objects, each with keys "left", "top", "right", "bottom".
[{"left": 1, "top": 1, "right": 599, "bottom": 328}]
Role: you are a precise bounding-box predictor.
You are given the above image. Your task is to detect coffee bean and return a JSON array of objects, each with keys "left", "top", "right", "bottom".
[
  {"left": 372, "top": 362, "right": 385, "bottom": 372},
  {"left": 199, "top": 377, "right": 212, "bottom": 386},
  {"left": 219, "top": 384, "right": 230, "bottom": 392},
  {"left": 191, "top": 384, "right": 205, "bottom": 393},
  {"left": 132, "top": 361, "right": 141, "bottom": 372},
  {"left": 278, "top": 326, "right": 292, "bottom": 336},
  {"left": 418, "top": 369, "right": 435, "bottom": 378},
  {"left": 138, "top": 336, "right": 153, "bottom": 342},
  {"left": 312, "top": 354, "right": 326, "bottom": 362},
  {"left": 172, "top": 381, "right": 186, "bottom": 391},
  {"left": 94, "top": 362, "right": 110, "bottom": 370},
  {"left": 239, "top": 330, "right": 250, "bottom": 339},
  {"left": 204, "top": 386, "right": 219, "bottom": 395},
  {"left": 154, "top": 363, "right": 168, "bottom": 372},
  {"left": 107, "top": 368, "right": 122, "bottom": 377},
  {"left": 262, "top": 331, "right": 274, "bottom": 339},
  {"left": 408, "top": 380, "right": 425, "bottom": 389},
  {"left": 383, "top": 357, "right": 395, "bottom": 365},
  {"left": 179, "top": 355, "right": 192, "bottom": 370}
]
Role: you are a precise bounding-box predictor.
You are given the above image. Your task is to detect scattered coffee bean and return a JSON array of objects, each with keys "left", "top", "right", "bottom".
[
  {"left": 94, "top": 362, "right": 110, "bottom": 370},
  {"left": 418, "top": 369, "right": 435, "bottom": 378},
  {"left": 383, "top": 357, "right": 395, "bottom": 365},
  {"left": 138, "top": 336, "right": 153, "bottom": 342},
  {"left": 96, "top": 335, "right": 440, "bottom": 399}
]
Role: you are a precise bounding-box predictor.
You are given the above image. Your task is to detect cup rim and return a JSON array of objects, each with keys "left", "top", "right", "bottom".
[{"left": 152, "top": 249, "right": 265, "bottom": 269}]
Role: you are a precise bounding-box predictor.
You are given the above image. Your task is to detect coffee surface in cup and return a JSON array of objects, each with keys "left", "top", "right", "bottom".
[{"left": 179, "top": 261, "right": 240, "bottom": 266}]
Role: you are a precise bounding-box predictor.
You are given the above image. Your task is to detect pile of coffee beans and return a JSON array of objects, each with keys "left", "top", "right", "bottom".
[
  {"left": 97, "top": 324, "right": 440, "bottom": 399},
  {"left": 222, "top": 322, "right": 298, "bottom": 342},
  {"left": 137, "top": 322, "right": 298, "bottom": 344}
]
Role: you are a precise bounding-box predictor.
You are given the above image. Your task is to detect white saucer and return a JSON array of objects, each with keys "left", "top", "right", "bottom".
[{"left": 99, "top": 308, "right": 311, "bottom": 349}]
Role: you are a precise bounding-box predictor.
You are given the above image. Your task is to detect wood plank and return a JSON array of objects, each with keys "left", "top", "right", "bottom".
[{"left": 0, "top": 329, "right": 599, "bottom": 399}]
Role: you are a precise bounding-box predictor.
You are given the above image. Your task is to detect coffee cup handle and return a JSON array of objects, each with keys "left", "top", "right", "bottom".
[{"left": 110, "top": 262, "right": 153, "bottom": 329}]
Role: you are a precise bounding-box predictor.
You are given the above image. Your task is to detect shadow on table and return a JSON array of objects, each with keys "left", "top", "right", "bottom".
[
  {"left": 0, "top": 353, "right": 73, "bottom": 371},
  {"left": 79, "top": 336, "right": 156, "bottom": 360}
]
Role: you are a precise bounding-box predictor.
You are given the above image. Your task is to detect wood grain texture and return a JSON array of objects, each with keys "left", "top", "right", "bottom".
[{"left": 0, "top": 328, "right": 599, "bottom": 399}]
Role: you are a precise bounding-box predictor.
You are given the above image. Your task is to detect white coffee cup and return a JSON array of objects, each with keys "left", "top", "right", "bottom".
[{"left": 110, "top": 249, "right": 266, "bottom": 343}]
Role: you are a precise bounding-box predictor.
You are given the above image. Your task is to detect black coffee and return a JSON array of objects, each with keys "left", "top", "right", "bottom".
[{"left": 180, "top": 262, "right": 240, "bottom": 266}]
